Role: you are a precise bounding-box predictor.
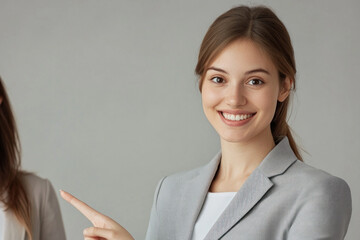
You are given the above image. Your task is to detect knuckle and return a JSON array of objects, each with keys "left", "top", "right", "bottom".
[{"left": 83, "top": 227, "right": 94, "bottom": 235}]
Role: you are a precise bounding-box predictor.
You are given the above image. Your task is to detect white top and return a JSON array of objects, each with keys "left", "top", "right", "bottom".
[
  {"left": 0, "top": 202, "right": 5, "bottom": 240},
  {"left": 191, "top": 192, "right": 237, "bottom": 240}
]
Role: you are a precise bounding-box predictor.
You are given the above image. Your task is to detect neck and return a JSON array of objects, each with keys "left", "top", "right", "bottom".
[{"left": 218, "top": 130, "right": 275, "bottom": 180}]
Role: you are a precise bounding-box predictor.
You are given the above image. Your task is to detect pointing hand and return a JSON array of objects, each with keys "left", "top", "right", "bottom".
[{"left": 60, "top": 190, "right": 134, "bottom": 240}]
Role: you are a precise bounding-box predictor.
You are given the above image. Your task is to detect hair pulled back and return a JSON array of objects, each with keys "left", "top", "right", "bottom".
[{"left": 195, "top": 6, "right": 302, "bottom": 160}]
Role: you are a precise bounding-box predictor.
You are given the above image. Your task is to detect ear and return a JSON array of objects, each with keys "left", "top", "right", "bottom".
[{"left": 277, "top": 77, "right": 292, "bottom": 102}]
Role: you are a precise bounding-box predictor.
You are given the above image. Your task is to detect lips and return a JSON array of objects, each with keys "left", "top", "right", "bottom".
[
  {"left": 218, "top": 111, "right": 256, "bottom": 126},
  {"left": 219, "top": 111, "right": 256, "bottom": 121},
  {"left": 221, "top": 112, "right": 255, "bottom": 121}
]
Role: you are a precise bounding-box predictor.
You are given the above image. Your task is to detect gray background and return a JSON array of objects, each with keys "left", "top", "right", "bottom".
[{"left": 0, "top": 0, "right": 359, "bottom": 239}]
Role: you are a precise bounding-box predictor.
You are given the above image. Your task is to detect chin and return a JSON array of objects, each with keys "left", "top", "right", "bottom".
[{"left": 219, "top": 133, "right": 250, "bottom": 143}]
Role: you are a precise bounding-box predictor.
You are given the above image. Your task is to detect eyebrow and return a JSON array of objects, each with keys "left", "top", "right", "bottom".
[{"left": 206, "top": 66, "right": 270, "bottom": 75}]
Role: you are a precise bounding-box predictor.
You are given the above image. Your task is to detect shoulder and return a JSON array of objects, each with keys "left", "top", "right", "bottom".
[
  {"left": 288, "top": 160, "right": 350, "bottom": 193},
  {"left": 19, "top": 174, "right": 66, "bottom": 238},
  {"left": 284, "top": 161, "right": 352, "bottom": 238},
  {"left": 21, "top": 172, "right": 51, "bottom": 193},
  {"left": 21, "top": 173, "right": 47, "bottom": 190},
  {"left": 20, "top": 173, "right": 57, "bottom": 205},
  {"left": 161, "top": 152, "right": 220, "bottom": 186},
  {"left": 160, "top": 163, "right": 207, "bottom": 189},
  {"left": 283, "top": 160, "right": 352, "bottom": 210},
  {"left": 152, "top": 162, "right": 211, "bottom": 205},
  {"left": 167, "top": 165, "right": 205, "bottom": 181}
]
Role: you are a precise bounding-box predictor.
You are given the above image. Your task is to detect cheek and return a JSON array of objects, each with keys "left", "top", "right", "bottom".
[
  {"left": 257, "top": 89, "right": 279, "bottom": 117},
  {"left": 201, "top": 86, "right": 221, "bottom": 109}
]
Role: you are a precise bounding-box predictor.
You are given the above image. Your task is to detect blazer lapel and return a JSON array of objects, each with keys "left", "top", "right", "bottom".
[
  {"left": 4, "top": 209, "right": 26, "bottom": 240},
  {"left": 204, "top": 137, "right": 298, "bottom": 240},
  {"left": 203, "top": 168, "right": 273, "bottom": 240},
  {"left": 178, "top": 152, "right": 221, "bottom": 240}
]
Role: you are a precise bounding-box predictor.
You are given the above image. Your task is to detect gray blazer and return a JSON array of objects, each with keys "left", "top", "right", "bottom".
[
  {"left": 4, "top": 174, "right": 66, "bottom": 240},
  {"left": 145, "top": 137, "right": 352, "bottom": 240}
]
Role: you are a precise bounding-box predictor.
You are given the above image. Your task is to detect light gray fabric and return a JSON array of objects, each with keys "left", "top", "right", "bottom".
[
  {"left": 4, "top": 174, "right": 66, "bottom": 240},
  {"left": 145, "top": 137, "right": 352, "bottom": 240}
]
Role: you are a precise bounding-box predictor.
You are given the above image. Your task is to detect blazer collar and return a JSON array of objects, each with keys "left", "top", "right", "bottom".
[
  {"left": 179, "top": 137, "right": 298, "bottom": 240},
  {"left": 257, "top": 136, "right": 298, "bottom": 178},
  {"left": 177, "top": 152, "right": 221, "bottom": 240},
  {"left": 204, "top": 137, "right": 298, "bottom": 239}
]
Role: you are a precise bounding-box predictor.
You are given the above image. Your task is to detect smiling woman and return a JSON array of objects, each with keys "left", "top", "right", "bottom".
[
  {"left": 61, "top": 5, "right": 352, "bottom": 240},
  {"left": 201, "top": 39, "right": 291, "bottom": 145}
]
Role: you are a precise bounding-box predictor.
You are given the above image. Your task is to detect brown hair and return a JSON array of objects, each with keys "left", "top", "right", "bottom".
[
  {"left": 195, "top": 5, "right": 302, "bottom": 160},
  {"left": 0, "top": 77, "right": 32, "bottom": 239}
]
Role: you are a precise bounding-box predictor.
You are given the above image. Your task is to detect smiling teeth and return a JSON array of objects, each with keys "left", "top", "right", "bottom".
[{"left": 222, "top": 112, "right": 253, "bottom": 121}]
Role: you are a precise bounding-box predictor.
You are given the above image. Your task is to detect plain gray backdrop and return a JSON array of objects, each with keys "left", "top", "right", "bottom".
[{"left": 1, "top": 0, "right": 359, "bottom": 239}]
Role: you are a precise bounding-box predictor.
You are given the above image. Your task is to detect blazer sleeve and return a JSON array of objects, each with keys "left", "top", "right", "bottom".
[
  {"left": 40, "top": 179, "right": 66, "bottom": 240},
  {"left": 145, "top": 176, "right": 166, "bottom": 240},
  {"left": 287, "top": 176, "right": 352, "bottom": 240}
]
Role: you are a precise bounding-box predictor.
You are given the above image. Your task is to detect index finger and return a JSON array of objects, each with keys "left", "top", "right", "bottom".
[{"left": 60, "top": 190, "right": 100, "bottom": 224}]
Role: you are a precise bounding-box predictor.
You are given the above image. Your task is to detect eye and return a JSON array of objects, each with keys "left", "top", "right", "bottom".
[
  {"left": 247, "top": 78, "right": 264, "bottom": 86},
  {"left": 210, "top": 76, "right": 225, "bottom": 84}
]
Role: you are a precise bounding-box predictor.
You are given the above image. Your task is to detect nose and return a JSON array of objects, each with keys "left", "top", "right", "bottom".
[{"left": 225, "top": 83, "right": 247, "bottom": 107}]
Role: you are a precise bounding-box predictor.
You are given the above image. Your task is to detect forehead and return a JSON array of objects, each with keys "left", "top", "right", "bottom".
[{"left": 208, "top": 39, "right": 277, "bottom": 74}]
